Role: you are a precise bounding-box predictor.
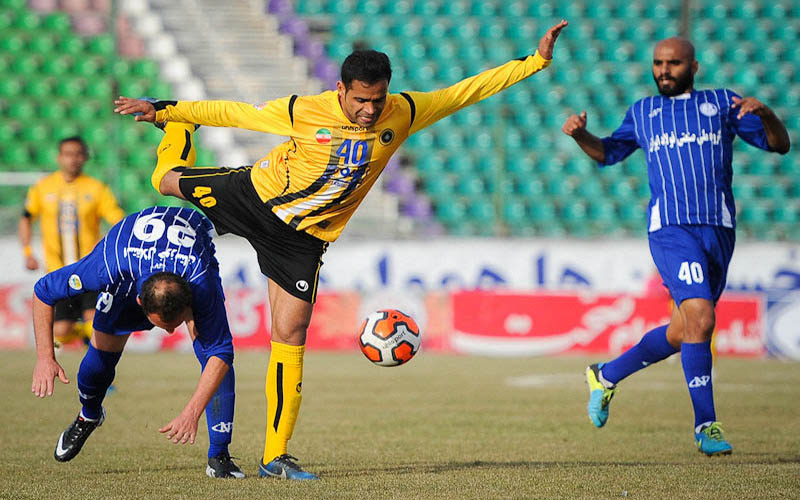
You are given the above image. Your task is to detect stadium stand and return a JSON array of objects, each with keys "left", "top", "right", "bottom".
[
  {"left": 282, "top": 0, "right": 799, "bottom": 240},
  {"left": 0, "top": 0, "right": 216, "bottom": 229}
]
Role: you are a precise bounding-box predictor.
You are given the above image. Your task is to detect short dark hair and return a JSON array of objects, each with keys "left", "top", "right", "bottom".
[
  {"left": 341, "top": 50, "right": 392, "bottom": 88},
  {"left": 140, "top": 272, "right": 192, "bottom": 323},
  {"left": 58, "top": 136, "right": 88, "bottom": 155}
]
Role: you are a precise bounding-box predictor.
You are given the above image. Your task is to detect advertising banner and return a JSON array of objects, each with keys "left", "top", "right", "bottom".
[{"left": 449, "top": 291, "right": 764, "bottom": 357}]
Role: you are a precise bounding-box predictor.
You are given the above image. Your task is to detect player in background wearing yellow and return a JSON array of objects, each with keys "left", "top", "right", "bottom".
[
  {"left": 113, "top": 19, "right": 568, "bottom": 480},
  {"left": 19, "top": 137, "right": 125, "bottom": 347}
]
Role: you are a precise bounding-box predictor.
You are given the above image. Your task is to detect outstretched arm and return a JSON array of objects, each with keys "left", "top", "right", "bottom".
[
  {"left": 31, "top": 293, "right": 69, "bottom": 397},
  {"left": 158, "top": 355, "right": 229, "bottom": 445},
  {"left": 562, "top": 111, "right": 606, "bottom": 163},
  {"left": 731, "top": 96, "right": 791, "bottom": 154},
  {"left": 114, "top": 96, "right": 295, "bottom": 137}
]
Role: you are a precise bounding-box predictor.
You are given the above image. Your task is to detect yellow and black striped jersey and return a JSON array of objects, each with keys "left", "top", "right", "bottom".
[
  {"left": 24, "top": 172, "right": 125, "bottom": 272},
  {"left": 156, "top": 51, "right": 551, "bottom": 241}
]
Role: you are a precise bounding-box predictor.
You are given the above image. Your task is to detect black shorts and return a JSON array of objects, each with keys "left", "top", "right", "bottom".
[
  {"left": 54, "top": 292, "right": 98, "bottom": 322},
  {"left": 177, "top": 166, "right": 328, "bottom": 303}
]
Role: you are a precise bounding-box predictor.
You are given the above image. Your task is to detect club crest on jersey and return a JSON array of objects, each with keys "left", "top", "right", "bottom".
[
  {"left": 315, "top": 128, "right": 332, "bottom": 144},
  {"left": 699, "top": 102, "right": 718, "bottom": 117},
  {"left": 379, "top": 128, "right": 395, "bottom": 145},
  {"left": 68, "top": 274, "right": 83, "bottom": 290}
]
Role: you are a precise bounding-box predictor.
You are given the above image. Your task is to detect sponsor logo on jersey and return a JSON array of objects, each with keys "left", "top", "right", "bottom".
[
  {"left": 296, "top": 280, "right": 309, "bottom": 292},
  {"left": 699, "top": 102, "right": 718, "bottom": 117},
  {"left": 688, "top": 375, "right": 711, "bottom": 388},
  {"left": 211, "top": 421, "right": 233, "bottom": 433},
  {"left": 648, "top": 107, "right": 662, "bottom": 118},
  {"left": 68, "top": 274, "right": 83, "bottom": 290},
  {"left": 296, "top": 382, "right": 302, "bottom": 393},
  {"left": 315, "top": 129, "right": 332, "bottom": 144},
  {"left": 379, "top": 129, "right": 395, "bottom": 145}
]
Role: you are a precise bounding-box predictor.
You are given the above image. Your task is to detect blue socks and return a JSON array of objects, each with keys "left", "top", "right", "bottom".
[
  {"left": 681, "top": 341, "right": 716, "bottom": 432},
  {"left": 194, "top": 341, "right": 235, "bottom": 459},
  {"left": 600, "top": 325, "right": 677, "bottom": 385},
  {"left": 77, "top": 344, "right": 122, "bottom": 420}
]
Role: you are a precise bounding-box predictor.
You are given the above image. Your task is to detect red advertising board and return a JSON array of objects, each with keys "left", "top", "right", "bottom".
[
  {"left": 0, "top": 283, "right": 765, "bottom": 358},
  {"left": 450, "top": 291, "right": 764, "bottom": 357}
]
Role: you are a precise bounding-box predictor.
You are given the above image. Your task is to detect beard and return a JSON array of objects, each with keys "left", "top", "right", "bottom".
[{"left": 654, "top": 71, "right": 693, "bottom": 96}]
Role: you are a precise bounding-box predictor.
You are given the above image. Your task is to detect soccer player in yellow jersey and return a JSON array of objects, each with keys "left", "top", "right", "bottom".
[
  {"left": 20, "top": 137, "right": 124, "bottom": 347},
  {"left": 114, "top": 20, "right": 567, "bottom": 479}
]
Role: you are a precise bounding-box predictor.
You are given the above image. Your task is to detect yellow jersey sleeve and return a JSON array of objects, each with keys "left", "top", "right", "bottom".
[
  {"left": 24, "top": 183, "right": 41, "bottom": 218},
  {"left": 404, "top": 51, "right": 551, "bottom": 135},
  {"left": 98, "top": 184, "right": 124, "bottom": 225},
  {"left": 155, "top": 97, "right": 296, "bottom": 137}
]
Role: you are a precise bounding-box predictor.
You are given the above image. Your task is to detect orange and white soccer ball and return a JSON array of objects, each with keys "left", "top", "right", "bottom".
[{"left": 358, "top": 309, "right": 421, "bottom": 367}]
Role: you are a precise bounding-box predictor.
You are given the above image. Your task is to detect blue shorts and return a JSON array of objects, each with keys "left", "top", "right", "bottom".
[
  {"left": 92, "top": 292, "right": 153, "bottom": 335},
  {"left": 648, "top": 225, "right": 735, "bottom": 306}
]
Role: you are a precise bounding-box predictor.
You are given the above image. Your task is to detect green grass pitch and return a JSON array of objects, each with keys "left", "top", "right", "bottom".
[{"left": 3, "top": 350, "right": 799, "bottom": 499}]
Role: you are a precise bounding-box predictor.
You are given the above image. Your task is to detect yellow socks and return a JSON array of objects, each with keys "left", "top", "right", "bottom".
[
  {"left": 151, "top": 122, "right": 197, "bottom": 192},
  {"left": 264, "top": 341, "right": 305, "bottom": 463}
]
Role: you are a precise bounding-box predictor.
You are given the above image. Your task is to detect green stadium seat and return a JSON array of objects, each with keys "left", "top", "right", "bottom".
[
  {"left": 454, "top": 176, "right": 484, "bottom": 197},
  {"left": 6, "top": 99, "right": 36, "bottom": 120},
  {"left": 383, "top": 0, "right": 410, "bottom": 15},
  {"left": 576, "top": 177, "right": 604, "bottom": 199},
  {"left": 72, "top": 57, "right": 103, "bottom": 77},
  {"left": 500, "top": 197, "right": 527, "bottom": 224},
  {"left": 40, "top": 55, "right": 71, "bottom": 76},
  {"left": 773, "top": 204, "right": 798, "bottom": 225},
  {"left": 0, "top": 121, "right": 16, "bottom": 142},
  {"left": 32, "top": 146, "right": 57, "bottom": 167},
  {"left": 58, "top": 34, "right": 84, "bottom": 56},
  {"left": 0, "top": 33, "right": 25, "bottom": 56},
  {"left": 529, "top": 199, "right": 556, "bottom": 224},
  {"left": 37, "top": 101, "right": 67, "bottom": 121},
  {"left": 54, "top": 77, "right": 85, "bottom": 98},
  {"left": 50, "top": 122, "right": 79, "bottom": 141},
  {"left": 27, "top": 32, "right": 56, "bottom": 53},
  {"left": 0, "top": 75, "right": 23, "bottom": 97},
  {"left": 17, "top": 121, "right": 48, "bottom": 143},
  {"left": 515, "top": 177, "right": 545, "bottom": 199},
  {"left": 12, "top": 10, "right": 38, "bottom": 30},
  {"left": 11, "top": 54, "right": 39, "bottom": 75},
  {"left": 434, "top": 198, "right": 466, "bottom": 224},
  {"left": 131, "top": 59, "right": 160, "bottom": 79},
  {"left": 1, "top": 143, "right": 30, "bottom": 165},
  {"left": 423, "top": 176, "right": 454, "bottom": 197},
  {"left": 467, "top": 198, "right": 496, "bottom": 225},
  {"left": 41, "top": 12, "right": 71, "bottom": 33}
]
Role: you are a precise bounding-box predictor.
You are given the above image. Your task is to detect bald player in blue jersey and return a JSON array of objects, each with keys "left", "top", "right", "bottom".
[
  {"left": 30, "top": 206, "right": 245, "bottom": 478},
  {"left": 562, "top": 37, "right": 790, "bottom": 455}
]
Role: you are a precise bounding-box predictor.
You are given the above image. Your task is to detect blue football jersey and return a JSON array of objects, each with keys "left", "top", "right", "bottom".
[
  {"left": 34, "top": 206, "right": 233, "bottom": 365},
  {"left": 600, "top": 89, "right": 772, "bottom": 231}
]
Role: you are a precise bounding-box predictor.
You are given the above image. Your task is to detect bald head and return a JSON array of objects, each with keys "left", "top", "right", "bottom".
[
  {"left": 652, "top": 37, "right": 698, "bottom": 96},
  {"left": 654, "top": 37, "right": 696, "bottom": 62}
]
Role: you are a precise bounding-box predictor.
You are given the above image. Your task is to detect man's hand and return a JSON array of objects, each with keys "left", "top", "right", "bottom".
[
  {"left": 538, "top": 19, "right": 568, "bottom": 60},
  {"left": 25, "top": 255, "right": 39, "bottom": 271},
  {"left": 113, "top": 97, "right": 157, "bottom": 122},
  {"left": 159, "top": 408, "right": 200, "bottom": 445},
  {"left": 562, "top": 111, "right": 588, "bottom": 137},
  {"left": 32, "top": 357, "right": 69, "bottom": 397},
  {"left": 730, "top": 96, "right": 770, "bottom": 120}
]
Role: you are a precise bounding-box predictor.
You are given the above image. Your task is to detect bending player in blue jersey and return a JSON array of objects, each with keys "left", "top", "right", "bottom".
[
  {"left": 30, "top": 206, "right": 245, "bottom": 478},
  {"left": 562, "top": 37, "right": 790, "bottom": 455}
]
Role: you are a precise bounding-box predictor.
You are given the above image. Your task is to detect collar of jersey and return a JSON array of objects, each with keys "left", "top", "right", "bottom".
[{"left": 670, "top": 91, "right": 693, "bottom": 100}]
